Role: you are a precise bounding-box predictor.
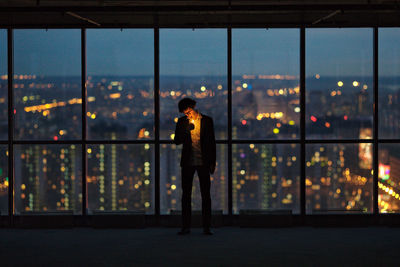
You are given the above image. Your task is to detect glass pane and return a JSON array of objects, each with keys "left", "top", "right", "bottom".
[
  {"left": 379, "top": 28, "right": 400, "bottom": 139},
  {"left": 14, "top": 29, "right": 81, "bottom": 140},
  {"left": 160, "top": 29, "right": 227, "bottom": 140},
  {"left": 87, "top": 29, "right": 154, "bottom": 140},
  {"left": 14, "top": 144, "right": 82, "bottom": 214},
  {"left": 378, "top": 144, "right": 400, "bottom": 213},
  {"left": 306, "top": 143, "right": 373, "bottom": 214},
  {"left": 306, "top": 29, "right": 373, "bottom": 139},
  {"left": 0, "top": 146, "right": 8, "bottom": 215},
  {"left": 232, "top": 144, "right": 300, "bottom": 214},
  {"left": 0, "top": 30, "right": 7, "bottom": 140},
  {"left": 160, "top": 144, "right": 228, "bottom": 214},
  {"left": 232, "top": 29, "right": 300, "bottom": 139},
  {"left": 87, "top": 144, "right": 154, "bottom": 214}
]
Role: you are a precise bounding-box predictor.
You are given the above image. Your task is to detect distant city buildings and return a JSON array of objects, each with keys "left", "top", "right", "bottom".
[{"left": 0, "top": 72, "right": 399, "bottom": 214}]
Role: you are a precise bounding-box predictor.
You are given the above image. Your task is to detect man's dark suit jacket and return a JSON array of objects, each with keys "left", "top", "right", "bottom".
[{"left": 173, "top": 114, "right": 216, "bottom": 174}]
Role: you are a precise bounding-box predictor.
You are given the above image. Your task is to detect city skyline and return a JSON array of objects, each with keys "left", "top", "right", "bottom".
[
  {"left": 1, "top": 72, "right": 399, "bottom": 215},
  {"left": 1, "top": 28, "right": 400, "bottom": 216}
]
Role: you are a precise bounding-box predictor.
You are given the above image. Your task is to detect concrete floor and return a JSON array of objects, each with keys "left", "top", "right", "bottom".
[{"left": 1, "top": 227, "right": 399, "bottom": 266}]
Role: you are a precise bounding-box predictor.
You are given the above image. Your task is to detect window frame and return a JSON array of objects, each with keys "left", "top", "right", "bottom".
[{"left": 1, "top": 26, "right": 398, "bottom": 226}]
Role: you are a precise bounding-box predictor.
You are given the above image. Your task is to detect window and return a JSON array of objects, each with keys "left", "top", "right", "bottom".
[
  {"left": 87, "top": 144, "right": 154, "bottom": 213},
  {"left": 306, "top": 143, "right": 373, "bottom": 213},
  {"left": 378, "top": 28, "right": 400, "bottom": 214},
  {"left": 86, "top": 29, "right": 154, "bottom": 140},
  {"left": 306, "top": 29, "right": 373, "bottom": 139},
  {"left": 13, "top": 30, "right": 82, "bottom": 140},
  {"left": 160, "top": 29, "right": 227, "bottom": 140},
  {"left": 233, "top": 144, "right": 300, "bottom": 214},
  {"left": 0, "top": 30, "right": 7, "bottom": 215},
  {"left": 159, "top": 29, "right": 228, "bottom": 214},
  {"left": 14, "top": 144, "right": 82, "bottom": 214},
  {"left": 0, "top": 146, "right": 7, "bottom": 215},
  {"left": 378, "top": 144, "right": 400, "bottom": 213},
  {"left": 0, "top": 30, "right": 7, "bottom": 140},
  {"left": 232, "top": 29, "right": 300, "bottom": 140},
  {"left": 379, "top": 28, "right": 400, "bottom": 139},
  {"left": 160, "top": 144, "right": 228, "bottom": 214},
  {"left": 3, "top": 27, "right": 399, "bottom": 219}
]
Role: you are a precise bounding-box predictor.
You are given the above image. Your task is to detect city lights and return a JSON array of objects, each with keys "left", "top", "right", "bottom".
[
  {"left": 0, "top": 27, "right": 396, "bottom": 217},
  {"left": 310, "top": 116, "right": 317, "bottom": 122}
]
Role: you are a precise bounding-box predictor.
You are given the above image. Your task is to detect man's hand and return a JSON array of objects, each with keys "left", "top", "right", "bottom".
[{"left": 186, "top": 123, "right": 194, "bottom": 131}]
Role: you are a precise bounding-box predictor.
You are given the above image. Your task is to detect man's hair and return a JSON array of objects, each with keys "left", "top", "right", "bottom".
[{"left": 178, "top": 98, "right": 196, "bottom": 113}]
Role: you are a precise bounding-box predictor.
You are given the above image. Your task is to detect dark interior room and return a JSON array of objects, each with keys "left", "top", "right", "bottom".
[{"left": 1, "top": 0, "right": 400, "bottom": 266}]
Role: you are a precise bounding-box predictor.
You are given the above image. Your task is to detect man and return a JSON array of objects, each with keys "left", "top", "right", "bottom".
[{"left": 173, "top": 97, "right": 216, "bottom": 235}]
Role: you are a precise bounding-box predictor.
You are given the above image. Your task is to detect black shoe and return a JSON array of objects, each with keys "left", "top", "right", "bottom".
[
  {"left": 203, "top": 228, "right": 213, "bottom": 235},
  {"left": 177, "top": 228, "right": 191, "bottom": 235}
]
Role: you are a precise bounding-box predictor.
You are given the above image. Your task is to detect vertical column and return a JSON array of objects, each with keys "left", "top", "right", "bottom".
[
  {"left": 227, "top": 28, "right": 233, "bottom": 216},
  {"left": 154, "top": 27, "right": 160, "bottom": 219},
  {"left": 7, "top": 28, "right": 14, "bottom": 223},
  {"left": 81, "top": 28, "right": 87, "bottom": 216},
  {"left": 300, "top": 28, "right": 306, "bottom": 217},
  {"left": 373, "top": 27, "right": 379, "bottom": 215}
]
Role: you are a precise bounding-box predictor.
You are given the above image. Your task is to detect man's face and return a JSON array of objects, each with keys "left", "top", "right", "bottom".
[{"left": 183, "top": 107, "right": 195, "bottom": 121}]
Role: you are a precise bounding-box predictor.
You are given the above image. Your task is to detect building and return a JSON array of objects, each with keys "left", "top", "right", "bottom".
[{"left": 0, "top": 0, "right": 400, "bottom": 227}]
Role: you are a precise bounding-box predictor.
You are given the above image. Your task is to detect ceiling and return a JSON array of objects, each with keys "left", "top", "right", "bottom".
[{"left": 0, "top": 0, "right": 399, "bottom": 28}]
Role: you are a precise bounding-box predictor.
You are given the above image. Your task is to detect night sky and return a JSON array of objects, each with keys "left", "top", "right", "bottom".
[{"left": 2, "top": 28, "right": 399, "bottom": 77}]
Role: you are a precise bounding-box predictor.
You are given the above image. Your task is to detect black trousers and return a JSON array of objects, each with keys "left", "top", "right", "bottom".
[{"left": 181, "top": 165, "right": 212, "bottom": 229}]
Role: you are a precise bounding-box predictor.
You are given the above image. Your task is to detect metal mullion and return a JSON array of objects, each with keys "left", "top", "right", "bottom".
[
  {"left": 227, "top": 27, "right": 233, "bottom": 217},
  {"left": 300, "top": 27, "right": 306, "bottom": 217},
  {"left": 85, "top": 140, "right": 156, "bottom": 144},
  {"left": 154, "top": 27, "right": 160, "bottom": 218},
  {"left": 16, "top": 140, "right": 348, "bottom": 144},
  {"left": 6, "top": 25, "right": 400, "bottom": 30},
  {"left": 376, "top": 139, "right": 400, "bottom": 143},
  {"left": 12, "top": 140, "right": 160, "bottom": 144},
  {"left": 161, "top": 139, "right": 377, "bottom": 144},
  {"left": 159, "top": 140, "right": 229, "bottom": 144},
  {"left": 304, "top": 139, "right": 374, "bottom": 144},
  {"left": 7, "top": 28, "right": 14, "bottom": 223},
  {"left": 13, "top": 140, "right": 84, "bottom": 145},
  {"left": 231, "top": 140, "right": 300, "bottom": 144},
  {"left": 231, "top": 140, "right": 376, "bottom": 144},
  {"left": 81, "top": 28, "right": 87, "bottom": 216},
  {"left": 373, "top": 27, "right": 379, "bottom": 215}
]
